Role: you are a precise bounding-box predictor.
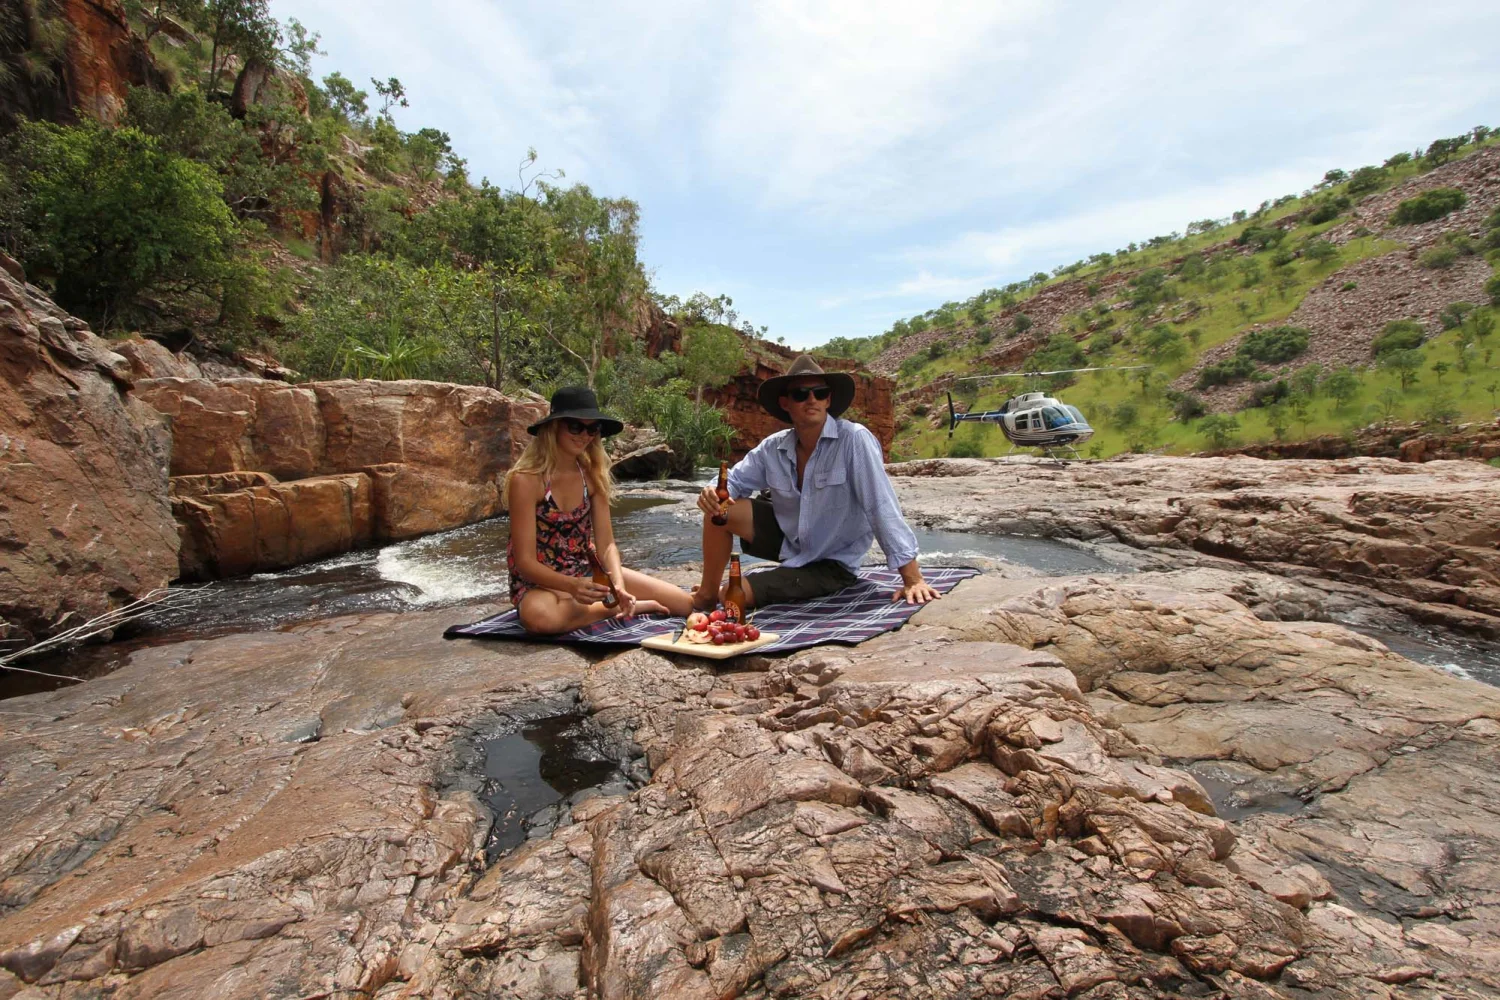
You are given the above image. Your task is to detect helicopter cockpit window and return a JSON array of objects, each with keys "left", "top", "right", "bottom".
[
  {"left": 1041, "top": 406, "right": 1071, "bottom": 430},
  {"left": 1065, "top": 405, "right": 1086, "bottom": 425}
]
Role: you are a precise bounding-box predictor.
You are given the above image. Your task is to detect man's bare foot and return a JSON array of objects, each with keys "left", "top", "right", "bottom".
[{"left": 690, "top": 585, "right": 719, "bottom": 612}]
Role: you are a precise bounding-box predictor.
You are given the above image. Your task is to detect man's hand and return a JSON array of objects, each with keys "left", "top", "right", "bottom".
[
  {"left": 696, "top": 485, "right": 732, "bottom": 519},
  {"left": 892, "top": 560, "right": 940, "bottom": 605},
  {"left": 892, "top": 580, "right": 940, "bottom": 605}
]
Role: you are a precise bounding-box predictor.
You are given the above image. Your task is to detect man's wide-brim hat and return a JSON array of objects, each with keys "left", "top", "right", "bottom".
[
  {"left": 526, "top": 385, "right": 624, "bottom": 437},
  {"left": 757, "top": 355, "right": 856, "bottom": 424}
]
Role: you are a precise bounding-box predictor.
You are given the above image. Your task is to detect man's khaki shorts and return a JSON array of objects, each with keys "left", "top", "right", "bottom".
[{"left": 741, "top": 498, "right": 858, "bottom": 605}]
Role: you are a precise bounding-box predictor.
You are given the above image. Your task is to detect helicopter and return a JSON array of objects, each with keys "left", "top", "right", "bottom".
[{"left": 945, "top": 365, "right": 1149, "bottom": 459}]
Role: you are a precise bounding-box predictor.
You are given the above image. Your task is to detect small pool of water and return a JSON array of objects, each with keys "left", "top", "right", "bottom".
[
  {"left": 1181, "top": 760, "right": 1310, "bottom": 822},
  {"left": 475, "top": 712, "right": 639, "bottom": 860}
]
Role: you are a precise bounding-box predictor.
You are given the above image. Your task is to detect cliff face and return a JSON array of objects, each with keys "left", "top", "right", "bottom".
[
  {"left": 0, "top": 261, "right": 178, "bottom": 644},
  {"left": 639, "top": 307, "right": 896, "bottom": 458},
  {"left": 2, "top": 0, "right": 167, "bottom": 129}
]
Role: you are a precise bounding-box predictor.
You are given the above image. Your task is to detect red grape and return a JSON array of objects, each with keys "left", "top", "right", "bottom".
[
  {"left": 745, "top": 627, "right": 760, "bottom": 641},
  {"left": 708, "top": 609, "right": 726, "bottom": 622}
]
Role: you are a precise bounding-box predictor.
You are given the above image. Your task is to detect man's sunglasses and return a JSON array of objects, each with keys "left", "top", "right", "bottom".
[
  {"left": 785, "top": 386, "right": 832, "bottom": 403},
  {"left": 562, "top": 419, "right": 602, "bottom": 436}
]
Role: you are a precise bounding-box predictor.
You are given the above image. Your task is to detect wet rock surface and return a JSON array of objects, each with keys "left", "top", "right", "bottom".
[{"left": 890, "top": 453, "right": 1500, "bottom": 637}]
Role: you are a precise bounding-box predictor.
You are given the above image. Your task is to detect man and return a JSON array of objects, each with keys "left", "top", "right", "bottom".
[{"left": 694, "top": 356, "right": 940, "bottom": 610}]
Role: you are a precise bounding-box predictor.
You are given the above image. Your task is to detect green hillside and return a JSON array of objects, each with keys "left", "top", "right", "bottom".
[{"left": 817, "top": 135, "right": 1500, "bottom": 461}]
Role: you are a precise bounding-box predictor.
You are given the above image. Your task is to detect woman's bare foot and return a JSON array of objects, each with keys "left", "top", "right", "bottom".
[{"left": 624, "top": 599, "right": 670, "bottom": 616}]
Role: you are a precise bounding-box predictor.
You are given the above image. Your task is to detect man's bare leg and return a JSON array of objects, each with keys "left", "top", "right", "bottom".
[{"left": 694, "top": 500, "right": 756, "bottom": 611}]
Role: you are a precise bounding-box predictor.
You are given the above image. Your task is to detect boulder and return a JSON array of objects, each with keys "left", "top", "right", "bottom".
[
  {"left": 611, "top": 443, "right": 675, "bottom": 481},
  {"left": 133, "top": 378, "right": 544, "bottom": 485},
  {"left": 0, "top": 269, "right": 178, "bottom": 644},
  {"left": 174, "top": 473, "right": 373, "bottom": 580},
  {"left": 365, "top": 463, "right": 499, "bottom": 542},
  {"left": 112, "top": 336, "right": 203, "bottom": 380}
]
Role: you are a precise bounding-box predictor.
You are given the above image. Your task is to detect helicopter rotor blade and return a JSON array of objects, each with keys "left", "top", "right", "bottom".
[
  {"left": 954, "top": 364, "right": 1151, "bottom": 383},
  {"left": 946, "top": 392, "right": 958, "bottom": 437}
]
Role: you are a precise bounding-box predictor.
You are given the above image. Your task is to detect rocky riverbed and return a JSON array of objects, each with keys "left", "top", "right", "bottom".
[{"left": 1, "top": 455, "right": 1499, "bottom": 998}]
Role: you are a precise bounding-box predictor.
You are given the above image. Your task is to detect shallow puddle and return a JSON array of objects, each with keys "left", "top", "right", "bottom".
[
  {"left": 1182, "top": 761, "right": 1309, "bottom": 822},
  {"left": 476, "top": 711, "right": 640, "bottom": 861}
]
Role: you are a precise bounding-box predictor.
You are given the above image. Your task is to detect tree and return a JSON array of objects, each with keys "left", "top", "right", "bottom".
[
  {"left": 1346, "top": 166, "right": 1387, "bottom": 195},
  {"left": 1322, "top": 367, "right": 1361, "bottom": 410},
  {"left": 371, "top": 76, "right": 408, "bottom": 118},
  {"left": 1199, "top": 413, "right": 1240, "bottom": 450},
  {"left": 1291, "top": 363, "right": 1322, "bottom": 399},
  {"left": 1381, "top": 348, "right": 1424, "bottom": 391},
  {"left": 681, "top": 323, "right": 746, "bottom": 402},
  {"left": 1321, "top": 169, "right": 1348, "bottom": 186},
  {"left": 1375, "top": 387, "right": 1402, "bottom": 423},
  {"left": 1430, "top": 359, "right": 1451, "bottom": 386},
  {"left": 0, "top": 120, "right": 240, "bottom": 329},
  {"left": 321, "top": 72, "right": 368, "bottom": 123},
  {"left": 1266, "top": 403, "right": 1290, "bottom": 441},
  {"left": 279, "top": 17, "right": 323, "bottom": 76},
  {"left": 201, "top": 0, "right": 279, "bottom": 97}
]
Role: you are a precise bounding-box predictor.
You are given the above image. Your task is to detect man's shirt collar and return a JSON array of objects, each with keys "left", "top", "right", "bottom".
[{"left": 777, "top": 415, "right": 840, "bottom": 454}]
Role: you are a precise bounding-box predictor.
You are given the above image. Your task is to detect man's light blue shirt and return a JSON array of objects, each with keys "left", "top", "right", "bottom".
[{"left": 726, "top": 417, "right": 920, "bottom": 573}]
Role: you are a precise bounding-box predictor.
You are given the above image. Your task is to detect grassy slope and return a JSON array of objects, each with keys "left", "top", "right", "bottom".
[{"left": 841, "top": 144, "right": 1500, "bottom": 461}]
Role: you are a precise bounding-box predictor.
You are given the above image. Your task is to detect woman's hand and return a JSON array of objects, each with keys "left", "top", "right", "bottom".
[
  {"left": 568, "top": 577, "right": 610, "bottom": 605},
  {"left": 612, "top": 588, "right": 639, "bottom": 617}
]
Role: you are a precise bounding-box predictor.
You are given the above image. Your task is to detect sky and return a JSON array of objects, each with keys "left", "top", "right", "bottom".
[{"left": 270, "top": 0, "right": 1500, "bottom": 349}]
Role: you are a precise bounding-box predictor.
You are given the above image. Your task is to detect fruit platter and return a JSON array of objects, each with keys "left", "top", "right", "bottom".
[{"left": 640, "top": 610, "right": 779, "bottom": 660}]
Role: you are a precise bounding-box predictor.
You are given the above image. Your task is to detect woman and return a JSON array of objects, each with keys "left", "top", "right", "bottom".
[{"left": 504, "top": 386, "right": 693, "bottom": 633}]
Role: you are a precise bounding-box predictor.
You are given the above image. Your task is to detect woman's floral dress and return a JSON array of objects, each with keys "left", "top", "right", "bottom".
[{"left": 507, "top": 465, "right": 594, "bottom": 605}]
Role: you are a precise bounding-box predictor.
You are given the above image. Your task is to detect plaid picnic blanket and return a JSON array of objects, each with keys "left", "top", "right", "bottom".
[{"left": 443, "top": 566, "right": 980, "bottom": 654}]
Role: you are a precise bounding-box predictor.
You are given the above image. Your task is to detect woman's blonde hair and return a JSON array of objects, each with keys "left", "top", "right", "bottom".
[{"left": 502, "top": 421, "right": 615, "bottom": 511}]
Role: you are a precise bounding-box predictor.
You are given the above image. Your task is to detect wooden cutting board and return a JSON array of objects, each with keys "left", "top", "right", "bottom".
[{"left": 640, "top": 629, "right": 780, "bottom": 660}]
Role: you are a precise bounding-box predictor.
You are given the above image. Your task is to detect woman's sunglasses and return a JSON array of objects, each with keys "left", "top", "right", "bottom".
[
  {"left": 786, "top": 385, "right": 832, "bottom": 403},
  {"left": 562, "top": 419, "right": 602, "bottom": 436}
]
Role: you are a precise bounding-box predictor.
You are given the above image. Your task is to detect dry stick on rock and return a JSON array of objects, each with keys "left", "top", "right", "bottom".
[{"left": 0, "top": 588, "right": 212, "bottom": 682}]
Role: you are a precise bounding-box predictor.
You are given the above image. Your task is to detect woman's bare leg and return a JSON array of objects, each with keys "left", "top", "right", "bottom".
[
  {"left": 621, "top": 568, "right": 693, "bottom": 616},
  {"left": 517, "top": 588, "right": 617, "bottom": 635}
]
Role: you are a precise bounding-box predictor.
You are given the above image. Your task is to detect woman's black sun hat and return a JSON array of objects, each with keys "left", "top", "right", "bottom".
[{"left": 526, "top": 385, "right": 625, "bottom": 437}]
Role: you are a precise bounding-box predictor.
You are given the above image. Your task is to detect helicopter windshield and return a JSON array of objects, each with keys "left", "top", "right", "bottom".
[
  {"left": 1064, "top": 405, "right": 1087, "bottom": 425},
  {"left": 1041, "top": 406, "right": 1074, "bottom": 430}
]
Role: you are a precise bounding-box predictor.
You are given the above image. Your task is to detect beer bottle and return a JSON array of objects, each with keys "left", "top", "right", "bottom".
[
  {"left": 586, "top": 542, "right": 618, "bottom": 608},
  {"left": 712, "top": 461, "right": 730, "bottom": 526},
  {"left": 723, "top": 554, "right": 746, "bottom": 624}
]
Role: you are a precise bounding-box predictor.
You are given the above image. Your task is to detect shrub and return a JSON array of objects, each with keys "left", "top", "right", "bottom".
[
  {"left": 1172, "top": 393, "right": 1207, "bottom": 421},
  {"left": 1196, "top": 354, "right": 1255, "bottom": 389},
  {"left": 927, "top": 340, "right": 947, "bottom": 360},
  {"left": 1239, "top": 325, "right": 1311, "bottom": 364},
  {"left": 0, "top": 120, "right": 240, "bottom": 328},
  {"left": 1390, "top": 187, "right": 1467, "bottom": 225},
  {"left": 1439, "top": 302, "right": 1475, "bottom": 330},
  {"left": 948, "top": 438, "right": 983, "bottom": 459},
  {"left": 1372, "top": 319, "right": 1425, "bottom": 356},
  {"left": 1199, "top": 413, "right": 1240, "bottom": 450},
  {"left": 1341, "top": 281, "right": 1358, "bottom": 291},
  {"left": 1419, "top": 244, "right": 1459, "bottom": 269},
  {"left": 1304, "top": 239, "right": 1339, "bottom": 264},
  {"left": 1487, "top": 274, "right": 1500, "bottom": 307},
  {"left": 1238, "top": 224, "right": 1285, "bottom": 250},
  {"left": 1304, "top": 195, "right": 1350, "bottom": 225},
  {"left": 1244, "top": 379, "right": 1290, "bottom": 409},
  {"left": 1383, "top": 152, "right": 1412, "bottom": 168},
  {"left": 1346, "top": 165, "right": 1387, "bottom": 195}
]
